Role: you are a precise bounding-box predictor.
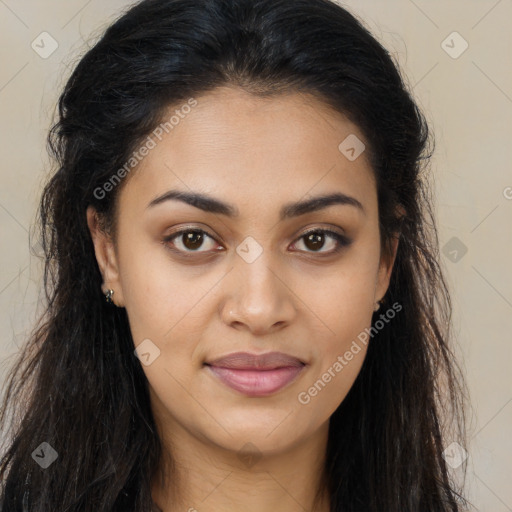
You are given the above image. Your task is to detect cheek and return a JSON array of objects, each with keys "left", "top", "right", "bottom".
[
  {"left": 296, "top": 342, "right": 367, "bottom": 433},
  {"left": 293, "top": 258, "right": 377, "bottom": 416},
  {"left": 300, "top": 258, "right": 378, "bottom": 342},
  {"left": 117, "top": 235, "right": 203, "bottom": 341},
  {"left": 295, "top": 288, "right": 372, "bottom": 424}
]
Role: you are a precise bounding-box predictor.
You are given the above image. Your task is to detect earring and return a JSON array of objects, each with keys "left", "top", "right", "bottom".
[
  {"left": 374, "top": 300, "right": 381, "bottom": 312},
  {"left": 105, "top": 289, "right": 115, "bottom": 304}
]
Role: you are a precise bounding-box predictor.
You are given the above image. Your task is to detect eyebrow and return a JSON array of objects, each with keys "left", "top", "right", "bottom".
[{"left": 146, "top": 189, "right": 365, "bottom": 219}]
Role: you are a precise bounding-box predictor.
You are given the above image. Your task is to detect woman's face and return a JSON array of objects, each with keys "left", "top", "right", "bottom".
[{"left": 88, "top": 85, "right": 398, "bottom": 457}]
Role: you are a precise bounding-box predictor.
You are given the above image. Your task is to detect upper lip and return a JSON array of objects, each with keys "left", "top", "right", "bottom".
[{"left": 205, "top": 351, "right": 305, "bottom": 370}]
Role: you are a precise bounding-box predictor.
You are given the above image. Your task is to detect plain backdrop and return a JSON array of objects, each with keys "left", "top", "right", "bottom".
[{"left": 0, "top": 1, "right": 511, "bottom": 510}]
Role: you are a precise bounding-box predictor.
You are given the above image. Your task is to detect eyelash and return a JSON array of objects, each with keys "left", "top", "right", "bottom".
[{"left": 162, "top": 227, "right": 352, "bottom": 257}]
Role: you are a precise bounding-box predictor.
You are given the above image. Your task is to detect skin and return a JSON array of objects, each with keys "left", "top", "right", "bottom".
[{"left": 87, "top": 86, "right": 399, "bottom": 512}]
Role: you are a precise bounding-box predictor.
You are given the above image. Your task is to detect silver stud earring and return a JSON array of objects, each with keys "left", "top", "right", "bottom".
[{"left": 105, "top": 289, "right": 115, "bottom": 304}]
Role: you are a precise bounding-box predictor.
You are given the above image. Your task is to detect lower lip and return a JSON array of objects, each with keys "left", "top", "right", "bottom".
[{"left": 206, "top": 365, "right": 305, "bottom": 397}]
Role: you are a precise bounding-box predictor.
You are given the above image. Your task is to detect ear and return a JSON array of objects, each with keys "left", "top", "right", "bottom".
[
  {"left": 374, "top": 205, "right": 405, "bottom": 305},
  {"left": 374, "top": 232, "right": 400, "bottom": 305},
  {"left": 86, "top": 206, "right": 125, "bottom": 307}
]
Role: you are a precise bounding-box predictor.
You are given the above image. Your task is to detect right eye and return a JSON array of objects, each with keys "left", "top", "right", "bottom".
[{"left": 163, "top": 228, "right": 222, "bottom": 254}]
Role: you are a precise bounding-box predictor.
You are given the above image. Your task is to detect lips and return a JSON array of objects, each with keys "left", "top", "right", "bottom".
[
  {"left": 205, "top": 351, "right": 305, "bottom": 370},
  {"left": 204, "top": 351, "right": 306, "bottom": 397}
]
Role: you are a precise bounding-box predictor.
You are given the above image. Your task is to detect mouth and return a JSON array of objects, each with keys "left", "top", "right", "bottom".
[{"left": 204, "top": 351, "right": 306, "bottom": 397}]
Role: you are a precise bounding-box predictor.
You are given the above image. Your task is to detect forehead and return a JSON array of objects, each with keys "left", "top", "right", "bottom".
[{"left": 119, "top": 86, "right": 376, "bottom": 220}]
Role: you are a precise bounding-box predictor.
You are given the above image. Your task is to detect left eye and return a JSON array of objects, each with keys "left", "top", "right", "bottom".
[
  {"left": 291, "top": 228, "right": 351, "bottom": 254},
  {"left": 163, "top": 228, "right": 351, "bottom": 255}
]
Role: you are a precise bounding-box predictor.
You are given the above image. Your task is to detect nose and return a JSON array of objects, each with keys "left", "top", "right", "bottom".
[{"left": 220, "top": 252, "right": 297, "bottom": 336}]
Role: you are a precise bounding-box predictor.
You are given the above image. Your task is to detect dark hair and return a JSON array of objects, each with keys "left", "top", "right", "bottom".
[{"left": 0, "top": 0, "right": 470, "bottom": 510}]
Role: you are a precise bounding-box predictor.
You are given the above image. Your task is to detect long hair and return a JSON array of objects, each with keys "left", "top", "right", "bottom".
[{"left": 0, "top": 0, "right": 470, "bottom": 510}]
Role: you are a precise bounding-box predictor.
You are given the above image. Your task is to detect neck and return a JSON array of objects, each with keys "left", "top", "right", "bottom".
[{"left": 151, "top": 420, "right": 330, "bottom": 512}]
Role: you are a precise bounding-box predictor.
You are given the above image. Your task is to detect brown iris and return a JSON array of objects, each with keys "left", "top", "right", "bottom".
[
  {"left": 303, "top": 232, "right": 326, "bottom": 251},
  {"left": 181, "top": 230, "right": 205, "bottom": 250}
]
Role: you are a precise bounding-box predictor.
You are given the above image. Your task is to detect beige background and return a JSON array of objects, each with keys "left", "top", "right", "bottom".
[{"left": 0, "top": 1, "right": 511, "bottom": 510}]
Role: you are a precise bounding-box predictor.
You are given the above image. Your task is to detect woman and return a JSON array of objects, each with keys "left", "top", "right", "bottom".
[{"left": 0, "top": 0, "right": 470, "bottom": 510}]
